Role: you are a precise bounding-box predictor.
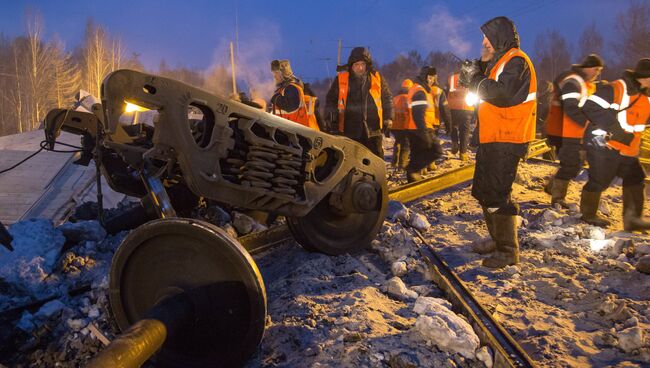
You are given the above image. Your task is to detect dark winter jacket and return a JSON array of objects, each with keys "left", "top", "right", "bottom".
[
  {"left": 552, "top": 66, "right": 592, "bottom": 128},
  {"left": 470, "top": 16, "right": 532, "bottom": 109},
  {"left": 324, "top": 50, "right": 393, "bottom": 138},
  {"left": 582, "top": 72, "right": 644, "bottom": 145},
  {"left": 271, "top": 77, "right": 303, "bottom": 113}
]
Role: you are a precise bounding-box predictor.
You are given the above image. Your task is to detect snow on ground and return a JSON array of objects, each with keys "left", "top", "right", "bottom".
[{"left": 0, "top": 135, "right": 648, "bottom": 367}]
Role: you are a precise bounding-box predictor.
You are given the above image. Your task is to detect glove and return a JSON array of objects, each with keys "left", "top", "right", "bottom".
[
  {"left": 589, "top": 129, "right": 609, "bottom": 148},
  {"left": 458, "top": 59, "right": 481, "bottom": 87}
]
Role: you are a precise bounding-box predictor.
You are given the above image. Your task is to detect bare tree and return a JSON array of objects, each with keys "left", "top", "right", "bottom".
[
  {"left": 578, "top": 22, "right": 604, "bottom": 61},
  {"left": 534, "top": 29, "right": 572, "bottom": 83},
  {"left": 612, "top": 1, "right": 650, "bottom": 67},
  {"left": 24, "top": 11, "right": 56, "bottom": 130},
  {"left": 51, "top": 38, "right": 81, "bottom": 109}
]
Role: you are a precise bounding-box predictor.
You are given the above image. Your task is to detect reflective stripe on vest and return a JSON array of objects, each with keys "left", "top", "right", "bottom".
[
  {"left": 545, "top": 74, "right": 593, "bottom": 139},
  {"left": 478, "top": 48, "right": 537, "bottom": 144},
  {"left": 337, "top": 71, "right": 383, "bottom": 133},
  {"left": 392, "top": 94, "right": 410, "bottom": 130},
  {"left": 272, "top": 82, "right": 320, "bottom": 131},
  {"left": 447, "top": 73, "right": 475, "bottom": 111},
  {"left": 605, "top": 79, "right": 650, "bottom": 156},
  {"left": 407, "top": 83, "right": 438, "bottom": 130}
]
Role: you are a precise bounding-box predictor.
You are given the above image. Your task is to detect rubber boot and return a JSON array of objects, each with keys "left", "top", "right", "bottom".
[
  {"left": 551, "top": 178, "right": 570, "bottom": 208},
  {"left": 391, "top": 141, "right": 401, "bottom": 168},
  {"left": 406, "top": 169, "right": 422, "bottom": 183},
  {"left": 543, "top": 177, "right": 554, "bottom": 195},
  {"left": 399, "top": 147, "right": 410, "bottom": 170},
  {"left": 482, "top": 214, "right": 519, "bottom": 268},
  {"left": 623, "top": 184, "right": 650, "bottom": 231},
  {"left": 580, "top": 190, "right": 611, "bottom": 227},
  {"left": 472, "top": 208, "right": 496, "bottom": 254},
  {"left": 451, "top": 141, "right": 459, "bottom": 154}
]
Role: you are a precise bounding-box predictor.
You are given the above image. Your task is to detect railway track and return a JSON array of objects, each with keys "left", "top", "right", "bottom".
[{"left": 89, "top": 139, "right": 551, "bottom": 367}]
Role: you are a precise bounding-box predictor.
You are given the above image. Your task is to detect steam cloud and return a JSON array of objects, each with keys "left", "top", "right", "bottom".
[{"left": 417, "top": 6, "right": 473, "bottom": 58}]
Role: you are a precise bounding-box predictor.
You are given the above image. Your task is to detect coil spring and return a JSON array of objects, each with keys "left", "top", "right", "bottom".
[{"left": 239, "top": 145, "right": 302, "bottom": 198}]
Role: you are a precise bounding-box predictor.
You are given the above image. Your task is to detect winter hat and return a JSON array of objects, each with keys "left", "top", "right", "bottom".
[
  {"left": 419, "top": 66, "right": 437, "bottom": 79},
  {"left": 347, "top": 47, "right": 373, "bottom": 67},
  {"left": 271, "top": 59, "right": 293, "bottom": 78},
  {"left": 401, "top": 79, "right": 414, "bottom": 89},
  {"left": 628, "top": 58, "right": 650, "bottom": 79},
  {"left": 576, "top": 54, "right": 604, "bottom": 68}
]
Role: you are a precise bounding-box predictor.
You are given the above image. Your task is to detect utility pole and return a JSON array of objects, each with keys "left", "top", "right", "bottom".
[
  {"left": 337, "top": 39, "right": 342, "bottom": 66},
  {"left": 230, "top": 41, "right": 237, "bottom": 96}
]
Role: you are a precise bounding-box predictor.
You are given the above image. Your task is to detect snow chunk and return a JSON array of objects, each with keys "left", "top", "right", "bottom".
[
  {"left": 57, "top": 220, "right": 106, "bottom": 243},
  {"left": 412, "top": 296, "right": 480, "bottom": 358},
  {"left": 617, "top": 326, "right": 645, "bottom": 353},
  {"left": 476, "top": 345, "right": 493, "bottom": 368},
  {"left": 408, "top": 213, "right": 431, "bottom": 231},
  {"left": 35, "top": 299, "right": 66, "bottom": 319},
  {"left": 387, "top": 200, "right": 409, "bottom": 222},
  {"left": 385, "top": 277, "right": 418, "bottom": 300},
  {"left": 391, "top": 261, "right": 407, "bottom": 277},
  {"left": 636, "top": 255, "right": 650, "bottom": 275}
]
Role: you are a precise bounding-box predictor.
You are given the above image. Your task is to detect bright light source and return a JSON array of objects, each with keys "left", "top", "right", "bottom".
[
  {"left": 124, "top": 101, "right": 150, "bottom": 113},
  {"left": 465, "top": 92, "right": 479, "bottom": 106}
]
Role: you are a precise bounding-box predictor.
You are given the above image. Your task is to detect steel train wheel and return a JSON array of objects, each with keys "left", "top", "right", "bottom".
[
  {"left": 287, "top": 183, "right": 388, "bottom": 255},
  {"left": 108, "top": 218, "right": 266, "bottom": 367}
]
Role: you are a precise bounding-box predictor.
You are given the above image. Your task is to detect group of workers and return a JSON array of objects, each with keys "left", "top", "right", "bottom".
[{"left": 267, "top": 16, "right": 650, "bottom": 269}]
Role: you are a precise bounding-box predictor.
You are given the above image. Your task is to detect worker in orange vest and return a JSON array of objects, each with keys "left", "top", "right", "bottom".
[
  {"left": 391, "top": 79, "right": 414, "bottom": 169},
  {"left": 544, "top": 54, "right": 604, "bottom": 208},
  {"left": 447, "top": 69, "right": 476, "bottom": 161},
  {"left": 325, "top": 47, "right": 393, "bottom": 158},
  {"left": 459, "top": 16, "right": 537, "bottom": 268},
  {"left": 580, "top": 58, "right": 650, "bottom": 230},
  {"left": 270, "top": 59, "right": 320, "bottom": 131},
  {"left": 403, "top": 66, "right": 446, "bottom": 182}
]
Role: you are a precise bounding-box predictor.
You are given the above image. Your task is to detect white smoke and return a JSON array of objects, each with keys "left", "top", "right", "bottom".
[
  {"left": 204, "top": 19, "right": 280, "bottom": 101},
  {"left": 417, "top": 6, "right": 474, "bottom": 57}
]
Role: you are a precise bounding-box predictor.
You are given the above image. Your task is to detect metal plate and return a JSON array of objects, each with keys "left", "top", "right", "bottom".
[{"left": 109, "top": 218, "right": 266, "bottom": 367}]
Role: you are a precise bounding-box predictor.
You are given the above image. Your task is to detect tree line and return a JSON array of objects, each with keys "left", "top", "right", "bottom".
[{"left": 0, "top": 3, "right": 648, "bottom": 137}]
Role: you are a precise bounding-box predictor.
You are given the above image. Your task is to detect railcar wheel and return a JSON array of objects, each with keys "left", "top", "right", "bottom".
[
  {"left": 108, "top": 218, "right": 266, "bottom": 367},
  {"left": 287, "top": 183, "right": 388, "bottom": 255}
]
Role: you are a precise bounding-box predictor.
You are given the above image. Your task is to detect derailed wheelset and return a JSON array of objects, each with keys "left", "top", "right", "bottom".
[{"left": 45, "top": 69, "right": 387, "bottom": 366}]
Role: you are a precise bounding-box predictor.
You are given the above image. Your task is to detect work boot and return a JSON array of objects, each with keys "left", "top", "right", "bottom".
[
  {"left": 580, "top": 190, "right": 611, "bottom": 227},
  {"left": 451, "top": 141, "right": 459, "bottom": 154},
  {"left": 551, "top": 178, "right": 570, "bottom": 208},
  {"left": 399, "top": 148, "right": 410, "bottom": 170},
  {"left": 459, "top": 152, "right": 469, "bottom": 162},
  {"left": 623, "top": 184, "right": 650, "bottom": 231},
  {"left": 406, "top": 169, "right": 422, "bottom": 183},
  {"left": 472, "top": 208, "right": 496, "bottom": 254},
  {"left": 543, "top": 177, "right": 554, "bottom": 195},
  {"left": 482, "top": 214, "right": 519, "bottom": 268}
]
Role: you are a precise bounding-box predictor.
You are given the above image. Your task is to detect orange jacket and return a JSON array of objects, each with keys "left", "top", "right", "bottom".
[
  {"left": 605, "top": 79, "right": 650, "bottom": 156},
  {"left": 392, "top": 93, "right": 410, "bottom": 130},
  {"left": 448, "top": 73, "right": 475, "bottom": 111},
  {"left": 545, "top": 73, "right": 595, "bottom": 139},
  {"left": 478, "top": 48, "right": 537, "bottom": 144},
  {"left": 337, "top": 71, "right": 383, "bottom": 133},
  {"left": 272, "top": 82, "right": 320, "bottom": 131},
  {"left": 407, "top": 83, "right": 439, "bottom": 130}
]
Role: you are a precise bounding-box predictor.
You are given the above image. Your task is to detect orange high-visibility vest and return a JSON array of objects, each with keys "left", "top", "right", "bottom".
[
  {"left": 602, "top": 79, "right": 650, "bottom": 156},
  {"left": 478, "top": 48, "right": 537, "bottom": 144},
  {"left": 337, "top": 71, "right": 383, "bottom": 133},
  {"left": 406, "top": 83, "right": 439, "bottom": 130},
  {"left": 545, "top": 74, "right": 595, "bottom": 139},
  {"left": 448, "top": 73, "right": 475, "bottom": 111},
  {"left": 272, "top": 82, "right": 320, "bottom": 131},
  {"left": 392, "top": 93, "right": 410, "bottom": 130}
]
